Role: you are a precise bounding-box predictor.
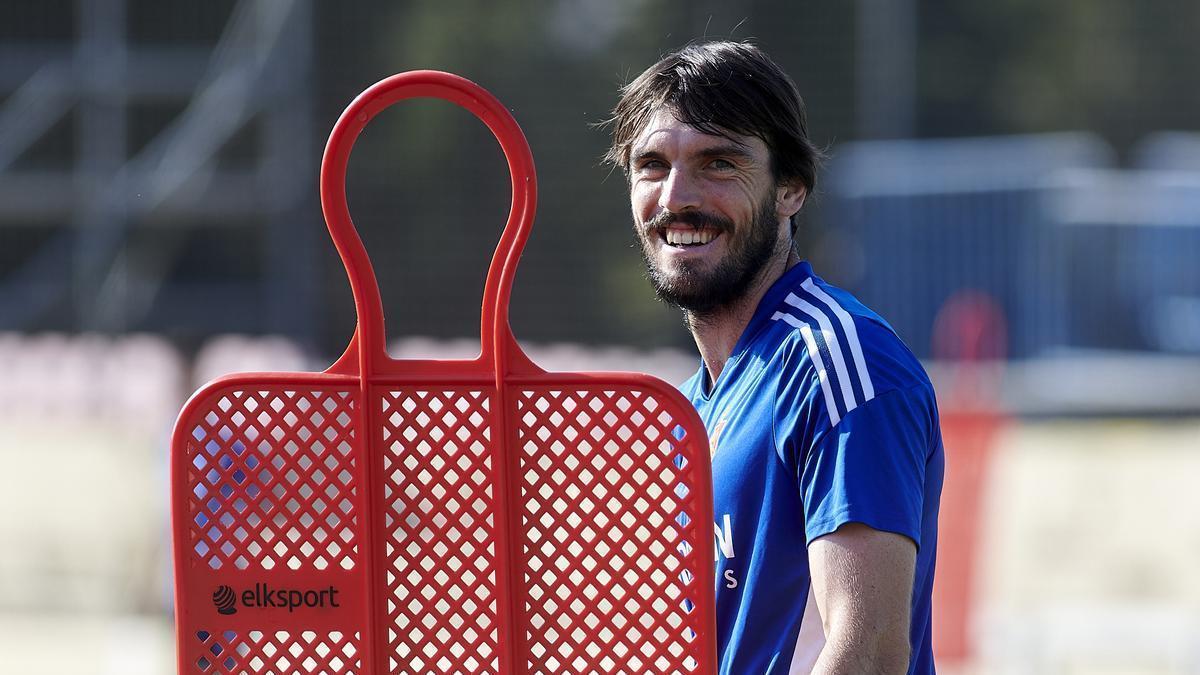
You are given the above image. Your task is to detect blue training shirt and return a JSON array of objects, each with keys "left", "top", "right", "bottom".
[{"left": 680, "top": 261, "right": 944, "bottom": 674}]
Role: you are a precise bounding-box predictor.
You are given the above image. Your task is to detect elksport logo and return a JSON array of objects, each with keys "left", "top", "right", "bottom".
[
  {"left": 212, "top": 583, "right": 342, "bottom": 614},
  {"left": 212, "top": 585, "right": 237, "bottom": 615}
]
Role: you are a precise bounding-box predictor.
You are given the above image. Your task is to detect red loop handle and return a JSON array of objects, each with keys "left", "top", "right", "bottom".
[{"left": 320, "top": 71, "right": 537, "bottom": 376}]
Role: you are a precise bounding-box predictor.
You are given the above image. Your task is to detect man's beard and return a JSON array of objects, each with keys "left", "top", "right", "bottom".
[{"left": 636, "top": 194, "right": 781, "bottom": 317}]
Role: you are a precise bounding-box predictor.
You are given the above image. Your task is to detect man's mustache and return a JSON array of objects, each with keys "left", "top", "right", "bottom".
[{"left": 644, "top": 209, "right": 733, "bottom": 234}]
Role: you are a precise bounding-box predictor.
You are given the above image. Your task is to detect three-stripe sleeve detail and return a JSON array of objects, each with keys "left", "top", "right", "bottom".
[
  {"left": 784, "top": 293, "right": 858, "bottom": 414},
  {"left": 771, "top": 282, "right": 877, "bottom": 427},
  {"left": 801, "top": 278, "right": 875, "bottom": 401},
  {"left": 771, "top": 312, "right": 841, "bottom": 427}
]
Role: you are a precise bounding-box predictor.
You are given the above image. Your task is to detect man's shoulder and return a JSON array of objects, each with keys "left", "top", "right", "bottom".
[
  {"left": 764, "top": 270, "right": 934, "bottom": 431},
  {"left": 772, "top": 272, "right": 927, "bottom": 383}
]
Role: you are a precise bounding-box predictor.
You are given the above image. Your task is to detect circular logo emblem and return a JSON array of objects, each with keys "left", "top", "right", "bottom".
[{"left": 212, "top": 585, "right": 237, "bottom": 615}]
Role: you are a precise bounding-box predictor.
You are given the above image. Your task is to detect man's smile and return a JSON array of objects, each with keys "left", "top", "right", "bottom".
[
  {"left": 663, "top": 225, "right": 721, "bottom": 247},
  {"left": 648, "top": 225, "right": 727, "bottom": 264}
]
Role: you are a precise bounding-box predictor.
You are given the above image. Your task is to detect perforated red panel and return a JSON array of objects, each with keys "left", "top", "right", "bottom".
[
  {"left": 515, "top": 387, "right": 709, "bottom": 674},
  {"left": 379, "top": 388, "right": 501, "bottom": 674},
  {"left": 192, "top": 629, "right": 363, "bottom": 674},
  {"left": 178, "top": 384, "right": 370, "bottom": 674},
  {"left": 185, "top": 388, "right": 362, "bottom": 572}
]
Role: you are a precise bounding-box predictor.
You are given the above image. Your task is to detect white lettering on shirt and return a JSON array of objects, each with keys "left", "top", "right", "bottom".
[
  {"left": 723, "top": 569, "right": 739, "bottom": 589},
  {"left": 714, "top": 514, "right": 735, "bottom": 561}
]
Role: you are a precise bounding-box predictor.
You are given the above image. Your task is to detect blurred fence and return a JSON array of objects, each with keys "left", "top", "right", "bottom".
[
  {"left": 5, "top": 0, "right": 1198, "bottom": 372},
  {"left": 826, "top": 132, "right": 1200, "bottom": 359},
  {"left": 824, "top": 132, "right": 1200, "bottom": 415},
  {"left": 0, "top": 0, "right": 319, "bottom": 340}
]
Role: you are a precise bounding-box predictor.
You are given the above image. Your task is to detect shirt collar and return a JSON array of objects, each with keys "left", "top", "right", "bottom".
[
  {"left": 696, "top": 260, "right": 815, "bottom": 396},
  {"left": 735, "top": 260, "right": 815, "bottom": 349}
]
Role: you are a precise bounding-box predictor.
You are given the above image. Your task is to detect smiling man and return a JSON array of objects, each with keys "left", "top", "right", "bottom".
[{"left": 605, "top": 42, "right": 944, "bottom": 674}]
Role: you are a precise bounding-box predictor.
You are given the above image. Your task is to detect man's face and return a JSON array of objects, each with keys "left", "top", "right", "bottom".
[{"left": 628, "top": 109, "right": 791, "bottom": 315}]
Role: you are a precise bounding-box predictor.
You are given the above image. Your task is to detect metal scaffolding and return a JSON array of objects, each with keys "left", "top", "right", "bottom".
[{"left": 0, "top": 0, "right": 317, "bottom": 340}]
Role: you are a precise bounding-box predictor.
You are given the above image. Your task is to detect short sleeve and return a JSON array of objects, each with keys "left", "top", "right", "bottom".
[{"left": 798, "top": 384, "right": 934, "bottom": 548}]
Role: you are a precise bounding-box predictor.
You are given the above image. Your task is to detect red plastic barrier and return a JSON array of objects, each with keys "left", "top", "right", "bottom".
[
  {"left": 931, "top": 291, "right": 1008, "bottom": 665},
  {"left": 170, "top": 71, "right": 716, "bottom": 675}
]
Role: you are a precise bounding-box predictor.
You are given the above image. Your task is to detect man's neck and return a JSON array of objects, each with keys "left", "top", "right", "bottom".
[{"left": 688, "top": 248, "right": 800, "bottom": 388}]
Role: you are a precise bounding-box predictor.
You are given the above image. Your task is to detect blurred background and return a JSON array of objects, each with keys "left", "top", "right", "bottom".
[{"left": 2, "top": 0, "right": 1199, "bottom": 673}]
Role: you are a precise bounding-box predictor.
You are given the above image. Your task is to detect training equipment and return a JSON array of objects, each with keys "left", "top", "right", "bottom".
[{"left": 170, "top": 71, "right": 717, "bottom": 674}]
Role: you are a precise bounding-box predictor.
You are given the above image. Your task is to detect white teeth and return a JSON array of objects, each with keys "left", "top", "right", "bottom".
[{"left": 665, "top": 229, "right": 716, "bottom": 246}]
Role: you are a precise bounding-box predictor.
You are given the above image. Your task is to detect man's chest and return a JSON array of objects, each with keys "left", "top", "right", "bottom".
[
  {"left": 696, "top": 375, "right": 811, "bottom": 601},
  {"left": 697, "top": 373, "right": 775, "bottom": 482},
  {"left": 697, "top": 384, "right": 792, "bottom": 544}
]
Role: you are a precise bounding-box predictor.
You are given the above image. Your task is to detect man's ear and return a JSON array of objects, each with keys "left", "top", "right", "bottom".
[{"left": 776, "top": 180, "right": 807, "bottom": 219}]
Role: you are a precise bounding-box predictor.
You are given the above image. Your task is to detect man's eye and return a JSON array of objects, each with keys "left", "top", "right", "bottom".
[
  {"left": 636, "top": 160, "right": 668, "bottom": 175},
  {"left": 709, "top": 159, "right": 735, "bottom": 170}
]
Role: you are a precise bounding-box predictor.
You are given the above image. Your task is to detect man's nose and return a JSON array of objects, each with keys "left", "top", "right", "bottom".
[{"left": 659, "top": 168, "right": 702, "bottom": 213}]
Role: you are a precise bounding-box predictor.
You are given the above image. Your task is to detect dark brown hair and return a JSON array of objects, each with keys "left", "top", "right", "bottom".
[{"left": 604, "top": 41, "right": 822, "bottom": 193}]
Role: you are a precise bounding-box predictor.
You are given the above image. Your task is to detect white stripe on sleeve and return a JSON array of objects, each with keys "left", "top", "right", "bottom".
[
  {"left": 784, "top": 292, "right": 859, "bottom": 415},
  {"left": 801, "top": 278, "right": 875, "bottom": 402},
  {"left": 772, "top": 311, "right": 840, "bottom": 426}
]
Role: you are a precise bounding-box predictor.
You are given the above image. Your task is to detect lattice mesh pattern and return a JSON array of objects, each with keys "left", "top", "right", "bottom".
[
  {"left": 380, "top": 388, "right": 501, "bottom": 674},
  {"left": 517, "top": 388, "right": 706, "bottom": 674},
  {"left": 186, "top": 388, "right": 361, "bottom": 571},
  {"left": 192, "top": 629, "right": 362, "bottom": 674}
]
